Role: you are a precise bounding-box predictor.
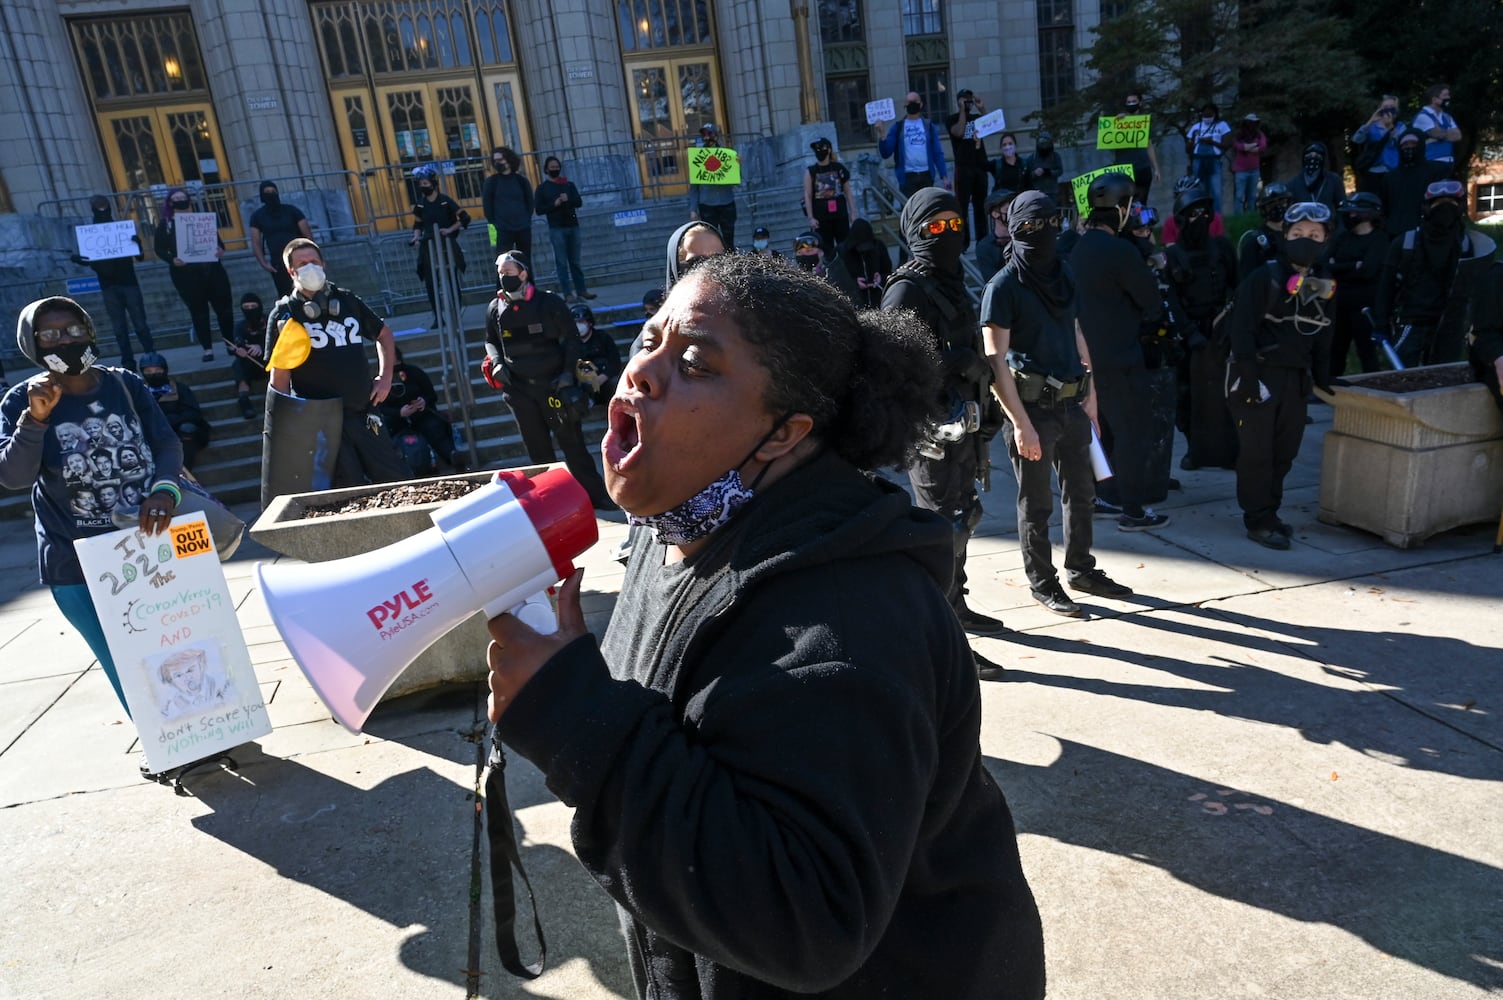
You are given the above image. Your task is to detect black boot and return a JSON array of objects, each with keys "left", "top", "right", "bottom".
[{"left": 238, "top": 393, "right": 256, "bottom": 420}]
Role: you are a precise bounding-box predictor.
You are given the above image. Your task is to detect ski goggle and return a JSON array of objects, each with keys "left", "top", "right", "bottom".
[
  {"left": 923, "top": 217, "right": 965, "bottom": 235},
  {"left": 1135, "top": 206, "right": 1159, "bottom": 227},
  {"left": 1283, "top": 202, "right": 1332, "bottom": 225},
  {"left": 794, "top": 235, "right": 820, "bottom": 250},
  {"left": 1423, "top": 179, "right": 1464, "bottom": 202}
]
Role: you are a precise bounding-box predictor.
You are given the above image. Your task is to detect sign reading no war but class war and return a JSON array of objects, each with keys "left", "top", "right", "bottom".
[
  {"left": 1097, "top": 115, "right": 1152, "bottom": 149},
  {"left": 74, "top": 221, "right": 138, "bottom": 261},
  {"left": 75, "top": 516, "right": 269, "bottom": 775},
  {"left": 687, "top": 146, "right": 740, "bottom": 185},
  {"left": 174, "top": 211, "right": 220, "bottom": 264}
]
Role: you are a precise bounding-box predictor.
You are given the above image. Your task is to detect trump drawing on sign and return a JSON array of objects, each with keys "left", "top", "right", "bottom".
[{"left": 149, "top": 642, "right": 238, "bottom": 722}]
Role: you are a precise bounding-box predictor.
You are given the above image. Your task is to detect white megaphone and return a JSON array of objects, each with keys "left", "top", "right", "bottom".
[{"left": 255, "top": 467, "right": 599, "bottom": 733}]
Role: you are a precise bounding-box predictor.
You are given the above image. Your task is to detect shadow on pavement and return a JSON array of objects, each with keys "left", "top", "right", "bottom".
[{"left": 986, "top": 740, "right": 1503, "bottom": 990}]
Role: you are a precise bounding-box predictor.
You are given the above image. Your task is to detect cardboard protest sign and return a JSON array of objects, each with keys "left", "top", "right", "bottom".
[
  {"left": 1097, "top": 115, "right": 1152, "bottom": 149},
  {"left": 688, "top": 146, "right": 740, "bottom": 185},
  {"left": 1070, "top": 165, "right": 1125, "bottom": 219},
  {"left": 75, "top": 517, "right": 269, "bottom": 774},
  {"left": 865, "top": 98, "right": 896, "bottom": 124},
  {"left": 973, "top": 108, "right": 1008, "bottom": 138},
  {"left": 174, "top": 211, "right": 220, "bottom": 264},
  {"left": 74, "top": 221, "right": 138, "bottom": 261}
]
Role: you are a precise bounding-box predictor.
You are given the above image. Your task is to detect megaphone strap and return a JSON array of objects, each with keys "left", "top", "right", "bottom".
[{"left": 485, "top": 731, "right": 548, "bottom": 979}]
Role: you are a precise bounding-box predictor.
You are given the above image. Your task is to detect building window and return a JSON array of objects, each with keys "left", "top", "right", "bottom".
[
  {"left": 819, "top": 0, "right": 864, "bottom": 43},
  {"left": 313, "top": 0, "right": 515, "bottom": 79},
  {"left": 70, "top": 13, "right": 209, "bottom": 102},
  {"left": 826, "top": 75, "right": 871, "bottom": 148},
  {"left": 902, "top": 0, "right": 943, "bottom": 36},
  {"left": 617, "top": 0, "right": 714, "bottom": 52},
  {"left": 909, "top": 67, "right": 949, "bottom": 123},
  {"left": 1477, "top": 183, "right": 1503, "bottom": 216},
  {"left": 1037, "top": 0, "right": 1075, "bottom": 109}
]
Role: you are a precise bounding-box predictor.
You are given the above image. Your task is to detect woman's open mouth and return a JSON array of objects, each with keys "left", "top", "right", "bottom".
[{"left": 603, "top": 399, "right": 643, "bottom": 472}]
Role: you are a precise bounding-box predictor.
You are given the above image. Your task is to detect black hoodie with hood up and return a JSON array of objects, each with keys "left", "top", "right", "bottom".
[{"left": 498, "top": 452, "right": 1046, "bottom": 999}]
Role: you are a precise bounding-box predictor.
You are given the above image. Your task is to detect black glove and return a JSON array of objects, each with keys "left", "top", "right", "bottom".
[{"left": 70, "top": 253, "right": 88, "bottom": 266}]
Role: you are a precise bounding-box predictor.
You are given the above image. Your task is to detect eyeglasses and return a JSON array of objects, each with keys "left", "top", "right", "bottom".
[
  {"left": 1283, "top": 202, "right": 1332, "bottom": 224},
  {"left": 1424, "top": 179, "right": 1465, "bottom": 200},
  {"left": 924, "top": 217, "right": 965, "bottom": 235},
  {"left": 35, "top": 324, "right": 90, "bottom": 346},
  {"left": 1011, "top": 217, "right": 1059, "bottom": 236}
]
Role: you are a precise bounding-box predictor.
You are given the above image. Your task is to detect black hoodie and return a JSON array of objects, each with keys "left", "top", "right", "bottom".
[{"left": 498, "top": 453, "right": 1046, "bottom": 999}]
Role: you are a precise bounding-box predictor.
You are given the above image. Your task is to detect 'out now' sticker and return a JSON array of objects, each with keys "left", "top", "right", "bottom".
[{"left": 171, "top": 519, "right": 214, "bottom": 559}]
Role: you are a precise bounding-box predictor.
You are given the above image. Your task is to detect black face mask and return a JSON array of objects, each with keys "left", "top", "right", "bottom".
[
  {"left": 493, "top": 159, "right": 506, "bottom": 171},
  {"left": 143, "top": 371, "right": 171, "bottom": 388},
  {"left": 261, "top": 189, "right": 280, "bottom": 207},
  {"left": 1125, "top": 102, "right": 1140, "bottom": 112},
  {"left": 242, "top": 307, "right": 264, "bottom": 326},
  {"left": 499, "top": 273, "right": 524, "bottom": 293},
  {"left": 418, "top": 184, "right": 434, "bottom": 195},
  {"left": 1399, "top": 145, "right": 1421, "bottom": 166},
  {"left": 906, "top": 101, "right": 923, "bottom": 115},
  {"left": 1283, "top": 237, "right": 1325, "bottom": 269},
  {"left": 796, "top": 254, "right": 819, "bottom": 271},
  {"left": 38, "top": 340, "right": 98, "bottom": 377},
  {"left": 90, "top": 203, "right": 112, "bottom": 222},
  {"left": 170, "top": 201, "right": 189, "bottom": 211},
  {"left": 1303, "top": 156, "right": 1323, "bottom": 177},
  {"left": 546, "top": 169, "right": 561, "bottom": 179},
  {"left": 1423, "top": 202, "right": 1463, "bottom": 234},
  {"left": 1037, "top": 143, "right": 1054, "bottom": 156},
  {"left": 814, "top": 146, "right": 831, "bottom": 160}
]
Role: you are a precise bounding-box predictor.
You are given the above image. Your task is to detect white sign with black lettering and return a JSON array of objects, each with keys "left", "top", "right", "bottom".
[
  {"left": 75, "top": 519, "right": 269, "bottom": 774},
  {"left": 865, "top": 98, "right": 896, "bottom": 125},
  {"left": 74, "top": 221, "right": 138, "bottom": 261},
  {"left": 973, "top": 108, "right": 1008, "bottom": 138},
  {"left": 174, "top": 212, "right": 219, "bottom": 264}
]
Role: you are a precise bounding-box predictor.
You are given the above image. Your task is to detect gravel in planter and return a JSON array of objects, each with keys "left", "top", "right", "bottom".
[
  {"left": 302, "top": 479, "right": 483, "bottom": 518},
  {"left": 1346, "top": 365, "right": 1473, "bottom": 393}
]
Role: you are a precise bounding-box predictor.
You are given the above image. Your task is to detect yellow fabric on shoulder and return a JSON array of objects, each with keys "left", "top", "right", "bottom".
[{"left": 266, "top": 317, "right": 311, "bottom": 370}]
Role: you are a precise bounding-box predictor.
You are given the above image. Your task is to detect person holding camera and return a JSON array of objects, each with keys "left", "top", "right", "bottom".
[
  {"left": 946, "top": 90, "right": 993, "bottom": 246},
  {"left": 482, "top": 250, "right": 614, "bottom": 510},
  {"left": 570, "top": 303, "right": 624, "bottom": 407},
  {"left": 1351, "top": 95, "right": 1407, "bottom": 195},
  {"left": 377, "top": 347, "right": 468, "bottom": 475}
]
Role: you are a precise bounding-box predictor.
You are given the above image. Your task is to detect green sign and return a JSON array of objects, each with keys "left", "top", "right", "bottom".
[
  {"left": 1096, "top": 115, "right": 1152, "bottom": 150},
  {"left": 688, "top": 146, "right": 741, "bottom": 185},
  {"left": 1070, "top": 165, "right": 1127, "bottom": 219}
]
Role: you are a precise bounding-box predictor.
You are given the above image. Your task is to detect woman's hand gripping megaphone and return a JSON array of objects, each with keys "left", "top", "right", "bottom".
[{"left": 486, "top": 567, "right": 588, "bottom": 722}]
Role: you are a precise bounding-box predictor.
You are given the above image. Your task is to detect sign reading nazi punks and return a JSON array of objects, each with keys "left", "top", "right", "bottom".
[
  {"left": 75, "top": 518, "right": 270, "bottom": 775},
  {"left": 174, "top": 211, "right": 220, "bottom": 263},
  {"left": 688, "top": 146, "right": 740, "bottom": 185},
  {"left": 74, "top": 221, "right": 139, "bottom": 261},
  {"left": 1070, "top": 165, "right": 1127, "bottom": 219},
  {"left": 1097, "top": 115, "right": 1152, "bottom": 149}
]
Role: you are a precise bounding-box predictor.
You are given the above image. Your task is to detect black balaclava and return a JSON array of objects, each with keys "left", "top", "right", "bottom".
[
  {"left": 1006, "top": 191, "right": 1074, "bottom": 318},
  {"left": 241, "top": 291, "right": 265, "bottom": 334},
  {"left": 260, "top": 182, "right": 280, "bottom": 208},
  {"left": 1302, "top": 144, "right": 1326, "bottom": 187},
  {"left": 901, "top": 187, "right": 967, "bottom": 278},
  {"left": 89, "top": 197, "right": 112, "bottom": 223}
]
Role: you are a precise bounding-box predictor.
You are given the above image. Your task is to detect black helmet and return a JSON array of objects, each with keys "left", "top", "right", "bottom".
[
  {"left": 570, "top": 303, "right": 595, "bottom": 326},
  {"left": 138, "top": 351, "right": 168, "bottom": 373},
  {"left": 1256, "top": 182, "right": 1293, "bottom": 222},
  {"left": 1173, "top": 183, "right": 1213, "bottom": 218},
  {"left": 1087, "top": 171, "right": 1135, "bottom": 209},
  {"left": 1338, "top": 191, "right": 1383, "bottom": 221}
]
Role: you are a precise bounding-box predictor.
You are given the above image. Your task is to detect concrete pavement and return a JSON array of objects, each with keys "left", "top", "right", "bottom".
[{"left": 1, "top": 405, "right": 1500, "bottom": 999}]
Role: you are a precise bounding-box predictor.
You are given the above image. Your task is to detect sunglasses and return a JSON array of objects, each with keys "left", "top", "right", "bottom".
[
  {"left": 1283, "top": 202, "right": 1332, "bottom": 224},
  {"left": 36, "top": 324, "right": 91, "bottom": 346},
  {"left": 794, "top": 238, "right": 820, "bottom": 250},
  {"left": 1011, "top": 218, "right": 1059, "bottom": 236},
  {"left": 924, "top": 217, "right": 965, "bottom": 235}
]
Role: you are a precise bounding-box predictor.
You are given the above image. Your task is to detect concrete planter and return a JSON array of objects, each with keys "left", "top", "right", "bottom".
[
  {"left": 250, "top": 465, "right": 553, "bottom": 701},
  {"left": 1318, "top": 364, "right": 1503, "bottom": 548}
]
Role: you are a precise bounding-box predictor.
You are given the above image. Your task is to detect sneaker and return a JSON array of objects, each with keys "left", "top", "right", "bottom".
[
  {"left": 1092, "top": 497, "right": 1122, "bottom": 518},
  {"left": 1031, "top": 583, "right": 1084, "bottom": 618},
  {"left": 201, "top": 349, "right": 214, "bottom": 363},
  {"left": 1118, "top": 510, "right": 1170, "bottom": 532},
  {"left": 581, "top": 291, "right": 598, "bottom": 300},
  {"left": 1246, "top": 526, "right": 1291, "bottom": 550},
  {"left": 956, "top": 604, "right": 1009, "bottom": 636},
  {"left": 1067, "top": 568, "right": 1133, "bottom": 598},
  {"left": 974, "top": 650, "right": 1007, "bottom": 681}
]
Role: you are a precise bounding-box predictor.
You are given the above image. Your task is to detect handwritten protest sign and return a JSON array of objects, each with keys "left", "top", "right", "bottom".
[
  {"left": 75, "top": 517, "right": 269, "bottom": 774},
  {"left": 74, "top": 221, "right": 138, "bottom": 261},
  {"left": 174, "top": 211, "right": 219, "bottom": 263},
  {"left": 1070, "top": 165, "right": 1127, "bottom": 219},
  {"left": 687, "top": 146, "right": 741, "bottom": 185},
  {"left": 865, "top": 98, "right": 896, "bottom": 125},
  {"left": 1097, "top": 115, "right": 1152, "bottom": 149},
  {"left": 973, "top": 108, "right": 1008, "bottom": 138}
]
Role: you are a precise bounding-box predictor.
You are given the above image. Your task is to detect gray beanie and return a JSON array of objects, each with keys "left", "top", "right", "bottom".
[{"left": 16, "top": 296, "right": 96, "bottom": 366}]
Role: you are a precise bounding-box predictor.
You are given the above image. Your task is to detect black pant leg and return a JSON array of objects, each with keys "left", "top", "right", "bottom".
[
  {"left": 412, "top": 409, "right": 455, "bottom": 460},
  {"left": 1055, "top": 404, "right": 1099, "bottom": 578},
  {"left": 907, "top": 439, "right": 982, "bottom": 607},
  {"left": 271, "top": 267, "right": 294, "bottom": 300},
  {"left": 1094, "top": 365, "right": 1153, "bottom": 515},
  {"left": 551, "top": 413, "right": 613, "bottom": 507},
  {"left": 102, "top": 285, "right": 133, "bottom": 364},
  {"left": 1007, "top": 405, "right": 1062, "bottom": 589},
  {"left": 175, "top": 277, "right": 213, "bottom": 350},
  {"left": 209, "top": 265, "right": 235, "bottom": 345},
  {"left": 505, "top": 384, "right": 560, "bottom": 465},
  {"left": 1231, "top": 368, "right": 1306, "bottom": 530}
]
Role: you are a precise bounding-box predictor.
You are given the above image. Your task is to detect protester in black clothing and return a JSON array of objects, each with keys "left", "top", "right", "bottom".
[
  {"left": 534, "top": 156, "right": 594, "bottom": 302},
  {"left": 982, "top": 191, "right": 1131, "bottom": 617},
  {"left": 989, "top": 133, "right": 1027, "bottom": 198},
  {"left": 1023, "top": 132, "right": 1064, "bottom": 194},
  {"left": 1238, "top": 183, "right": 1292, "bottom": 278},
  {"left": 1164, "top": 184, "right": 1239, "bottom": 470},
  {"left": 137, "top": 352, "right": 209, "bottom": 472},
  {"left": 70, "top": 195, "right": 154, "bottom": 371},
  {"left": 1284, "top": 142, "right": 1345, "bottom": 213},
  {"left": 1109, "top": 92, "right": 1161, "bottom": 205},
  {"left": 1380, "top": 130, "right": 1451, "bottom": 239},
  {"left": 571, "top": 303, "right": 624, "bottom": 406},
  {"left": 488, "top": 253, "right": 1047, "bottom": 999},
  {"left": 975, "top": 189, "right": 1019, "bottom": 280},
  {"left": 1229, "top": 203, "right": 1336, "bottom": 550},
  {"left": 1071, "top": 171, "right": 1170, "bottom": 532},
  {"left": 482, "top": 146, "right": 534, "bottom": 257},
  {"left": 946, "top": 89, "right": 993, "bottom": 246},
  {"left": 409, "top": 163, "right": 469, "bottom": 316},
  {"left": 882, "top": 189, "right": 1008, "bottom": 677},
  {"left": 1326, "top": 192, "right": 1390, "bottom": 376},
  {"left": 248, "top": 181, "right": 312, "bottom": 299},
  {"left": 803, "top": 138, "right": 857, "bottom": 255},
  {"left": 1372, "top": 180, "right": 1498, "bottom": 367},
  {"left": 229, "top": 292, "right": 269, "bottom": 420},
  {"left": 482, "top": 250, "right": 613, "bottom": 509},
  {"left": 153, "top": 188, "right": 234, "bottom": 364},
  {"left": 265, "top": 238, "right": 410, "bottom": 493},
  {"left": 839, "top": 218, "right": 892, "bottom": 309},
  {"left": 378, "top": 347, "right": 466, "bottom": 474},
  {"left": 1471, "top": 259, "right": 1503, "bottom": 414}
]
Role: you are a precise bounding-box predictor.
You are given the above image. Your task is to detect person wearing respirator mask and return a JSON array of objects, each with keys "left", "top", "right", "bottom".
[{"left": 481, "top": 250, "right": 615, "bottom": 510}]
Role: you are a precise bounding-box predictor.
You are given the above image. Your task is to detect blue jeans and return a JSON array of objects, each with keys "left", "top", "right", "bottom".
[
  {"left": 51, "top": 583, "right": 129, "bottom": 715},
  {"left": 1233, "top": 171, "right": 1260, "bottom": 214},
  {"left": 548, "top": 226, "right": 588, "bottom": 297},
  {"left": 1193, "top": 155, "right": 1223, "bottom": 213}
]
